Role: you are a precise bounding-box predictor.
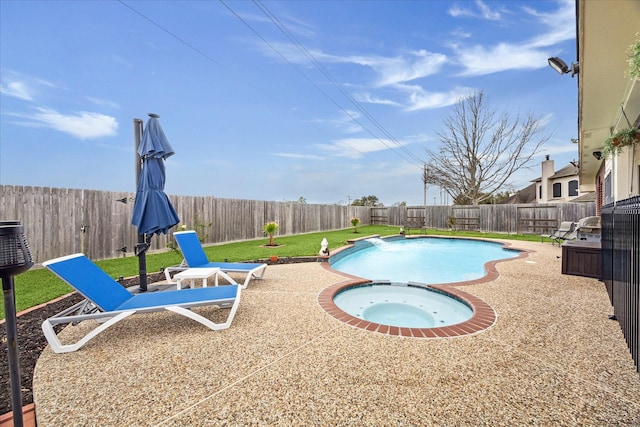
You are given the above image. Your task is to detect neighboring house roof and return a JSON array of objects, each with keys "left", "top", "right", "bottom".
[
  {"left": 570, "top": 192, "right": 597, "bottom": 202},
  {"left": 532, "top": 164, "right": 579, "bottom": 182},
  {"left": 499, "top": 183, "right": 537, "bottom": 204},
  {"left": 550, "top": 164, "right": 580, "bottom": 180}
]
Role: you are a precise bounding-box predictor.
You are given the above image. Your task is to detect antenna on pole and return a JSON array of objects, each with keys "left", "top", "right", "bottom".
[{"left": 423, "top": 163, "right": 428, "bottom": 224}]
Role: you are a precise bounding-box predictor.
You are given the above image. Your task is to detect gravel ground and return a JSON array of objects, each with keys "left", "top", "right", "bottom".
[
  {"left": 32, "top": 240, "right": 640, "bottom": 426},
  {"left": 0, "top": 272, "right": 167, "bottom": 416}
]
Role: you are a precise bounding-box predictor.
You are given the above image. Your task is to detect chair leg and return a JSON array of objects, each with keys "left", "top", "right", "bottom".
[
  {"left": 42, "top": 311, "right": 134, "bottom": 353},
  {"left": 167, "top": 291, "right": 241, "bottom": 331}
]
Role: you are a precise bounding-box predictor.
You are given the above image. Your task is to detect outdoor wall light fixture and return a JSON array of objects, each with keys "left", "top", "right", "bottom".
[
  {"left": 548, "top": 57, "right": 579, "bottom": 77},
  {"left": 593, "top": 151, "right": 603, "bottom": 160}
]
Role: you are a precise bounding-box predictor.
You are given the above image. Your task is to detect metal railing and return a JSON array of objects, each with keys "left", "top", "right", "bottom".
[{"left": 601, "top": 196, "right": 640, "bottom": 373}]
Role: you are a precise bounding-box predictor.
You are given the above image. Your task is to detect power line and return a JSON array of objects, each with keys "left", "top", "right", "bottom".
[
  {"left": 119, "top": 0, "right": 424, "bottom": 167},
  {"left": 252, "top": 0, "right": 425, "bottom": 167},
  {"left": 117, "top": 0, "right": 300, "bottom": 120},
  {"left": 119, "top": 0, "right": 371, "bottom": 158},
  {"left": 218, "top": 0, "right": 382, "bottom": 160},
  {"left": 250, "top": 0, "right": 425, "bottom": 168},
  {"left": 118, "top": 0, "right": 223, "bottom": 68}
]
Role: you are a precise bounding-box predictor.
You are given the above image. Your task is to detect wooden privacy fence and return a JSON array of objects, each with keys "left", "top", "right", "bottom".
[
  {"left": 0, "top": 185, "right": 369, "bottom": 264},
  {"left": 1, "top": 185, "right": 596, "bottom": 264},
  {"left": 386, "top": 203, "right": 596, "bottom": 234}
]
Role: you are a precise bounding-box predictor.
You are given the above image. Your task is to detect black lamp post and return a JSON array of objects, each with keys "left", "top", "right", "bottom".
[{"left": 1, "top": 221, "right": 34, "bottom": 427}]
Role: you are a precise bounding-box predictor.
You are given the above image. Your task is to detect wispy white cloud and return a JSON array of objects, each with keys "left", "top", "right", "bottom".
[
  {"left": 0, "top": 70, "right": 57, "bottom": 101},
  {"left": 85, "top": 96, "right": 121, "bottom": 109},
  {"left": 110, "top": 55, "right": 134, "bottom": 70},
  {"left": 313, "top": 109, "right": 363, "bottom": 134},
  {"left": 0, "top": 70, "right": 119, "bottom": 139},
  {"left": 274, "top": 12, "right": 317, "bottom": 38},
  {"left": 0, "top": 79, "right": 33, "bottom": 101},
  {"left": 373, "top": 50, "right": 448, "bottom": 87},
  {"left": 314, "top": 49, "right": 447, "bottom": 86},
  {"left": 476, "top": 0, "right": 503, "bottom": 20},
  {"left": 253, "top": 0, "right": 574, "bottom": 112},
  {"left": 262, "top": 43, "right": 447, "bottom": 87},
  {"left": 456, "top": 43, "right": 550, "bottom": 76},
  {"left": 12, "top": 107, "right": 118, "bottom": 139},
  {"left": 524, "top": 0, "right": 576, "bottom": 48},
  {"left": 396, "top": 84, "right": 475, "bottom": 111},
  {"left": 317, "top": 137, "right": 410, "bottom": 159},
  {"left": 454, "top": 0, "right": 576, "bottom": 76},
  {"left": 537, "top": 112, "right": 555, "bottom": 128},
  {"left": 353, "top": 92, "right": 401, "bottom": 107},
  {"left": 450, "top": 28, "right": 472, "bottom": 39},
  {"left": 315, "top": 138, "right": 375, "bottom": 159},
  {"left": 274, "top": 152, "right": 325, "bottom": 160},
  {"left": 262, "top": 44, "right": 452, "bottom": 110},
  {"left": 449, "top": 0, "right": 503, "bottom": 20},
  {"left": 230, "top": 7, "right": 316, "bottom": 39},
  {"left": 540, "top": 141, "right": 579, "bottom": 156}
]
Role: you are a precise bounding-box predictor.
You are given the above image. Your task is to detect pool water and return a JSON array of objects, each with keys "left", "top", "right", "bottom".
[
  {"left": 327, "top": 237, "right": 519, "bottom": 330},
  {"left": 333, "top": 283, "right": 473, "bottom": 328},
  {"left": 331, "top": 237, "right": 519, "bottom": 284}
]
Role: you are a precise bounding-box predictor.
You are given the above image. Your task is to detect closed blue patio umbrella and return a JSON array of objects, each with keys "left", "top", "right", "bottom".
[{"left": 131, "top": 114, "right": 180, "bottom": 291}]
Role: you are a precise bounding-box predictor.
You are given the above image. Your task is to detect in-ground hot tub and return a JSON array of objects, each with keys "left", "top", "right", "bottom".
[{"left": 333, "top": 282, "right": 473, "bottom": 328}]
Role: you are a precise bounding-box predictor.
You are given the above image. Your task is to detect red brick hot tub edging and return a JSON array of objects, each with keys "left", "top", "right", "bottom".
[{"left": 318, "top": 236, "right": 530, "bottom": 338}]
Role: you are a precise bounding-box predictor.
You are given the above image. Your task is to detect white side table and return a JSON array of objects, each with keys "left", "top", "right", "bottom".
[{"left": 173, "top": 267, "right": 222, "bottom": 290}]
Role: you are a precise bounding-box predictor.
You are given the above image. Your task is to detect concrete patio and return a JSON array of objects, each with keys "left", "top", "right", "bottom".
[{"left": 33, "top": 240, "right": 640, "bottom": 426}]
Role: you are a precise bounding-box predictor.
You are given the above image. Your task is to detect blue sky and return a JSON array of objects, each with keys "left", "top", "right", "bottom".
[{"left": 0, "top": 0, "right": 578, "bottom": 206}]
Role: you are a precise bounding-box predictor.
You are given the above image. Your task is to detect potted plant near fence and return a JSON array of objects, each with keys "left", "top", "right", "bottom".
[
  {"left": 263, "top": 221, "right": 279, "bottom": 246},
  {"left": 447, "top": 216, "right": 458, "bottom": 232},
  {"left": 350, "top": 217, "right": 360, "bottom": 233}
]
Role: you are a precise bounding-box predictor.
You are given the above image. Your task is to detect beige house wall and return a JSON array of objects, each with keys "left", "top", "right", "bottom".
[
  {"left": 536, "top": 175, "right": 586, "bottom": 204},
  {"left": 534, "top": 157, "right": 586, "bottom": 204},
  {"left": 608, "top": 145, "right": 640, "bottom": 201},
  {"left": 578, "top": 0, "right": 640, "bottom": 203}
]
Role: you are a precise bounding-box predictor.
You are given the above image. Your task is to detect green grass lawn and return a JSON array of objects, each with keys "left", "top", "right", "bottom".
[{"left": 2, "top": 225, "right": 547, "bottom": 319}]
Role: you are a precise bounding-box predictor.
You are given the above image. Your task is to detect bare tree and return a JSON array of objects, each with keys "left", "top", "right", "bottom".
[{"left": 425, "top": 91, "right": 549, "bottom": 205}]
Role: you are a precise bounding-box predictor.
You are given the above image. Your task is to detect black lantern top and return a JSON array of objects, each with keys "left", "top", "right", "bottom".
[{"left": 0, "top": 221, "right": 34, "bottom": 278}]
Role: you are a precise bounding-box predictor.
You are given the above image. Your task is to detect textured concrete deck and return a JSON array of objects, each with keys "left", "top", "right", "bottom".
[{"left": 33, "top": 240, "right": 640, "bottom": 426}]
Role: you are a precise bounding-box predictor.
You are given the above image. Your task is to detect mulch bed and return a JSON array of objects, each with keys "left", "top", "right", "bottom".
[
  {"left": 0, "top": 257, "right": 319, "bottom": 415},
  {"left": 0, "top": 273, "right": 163, "bottom": 415}
]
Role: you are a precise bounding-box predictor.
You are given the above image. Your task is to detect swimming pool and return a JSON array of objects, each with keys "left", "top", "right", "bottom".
[
  {"left": 318, "top": 236, "right": 525, "bottom": 337},
  {"left": 330, "top": 237, "right": 520, "bottom": 284}
]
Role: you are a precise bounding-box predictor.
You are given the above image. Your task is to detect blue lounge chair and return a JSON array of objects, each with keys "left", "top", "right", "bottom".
[
  {"left": 170, "top": 230, "right": 267, "bottom": 289},
  {"left": 42, "top": 253, "right": 241, "bottom": 353}
]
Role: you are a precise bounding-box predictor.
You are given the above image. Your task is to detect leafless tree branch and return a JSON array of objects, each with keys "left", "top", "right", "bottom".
[{"left": 425, "top": 91, "right": 550, "bottom": 205}]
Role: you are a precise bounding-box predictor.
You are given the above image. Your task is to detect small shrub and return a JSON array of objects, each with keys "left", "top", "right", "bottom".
[
  {"left": 166, "top": 224, "right": 188, "bottom": 252},
  {"left": 448, "top": 216, "right": 458, "bottom": 233},
  {"left": 351, "top": 217, "right": 360, "bottom": 233},
  {"left": 264, "top": 221, "right": 279, "bottom": 246}
]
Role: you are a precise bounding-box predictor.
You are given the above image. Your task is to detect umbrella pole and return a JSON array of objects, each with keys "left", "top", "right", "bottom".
[
  {"left": 134, "top": 118, "right": 148, "bottom": 292},
  {"left": 136, "top": 237, "right": 148, "bottom": 292}
]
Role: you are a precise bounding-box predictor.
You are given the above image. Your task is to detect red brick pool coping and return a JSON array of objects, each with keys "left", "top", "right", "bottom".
[{"left": 317, "top": 236, "right": 530, "bottom": 338}]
